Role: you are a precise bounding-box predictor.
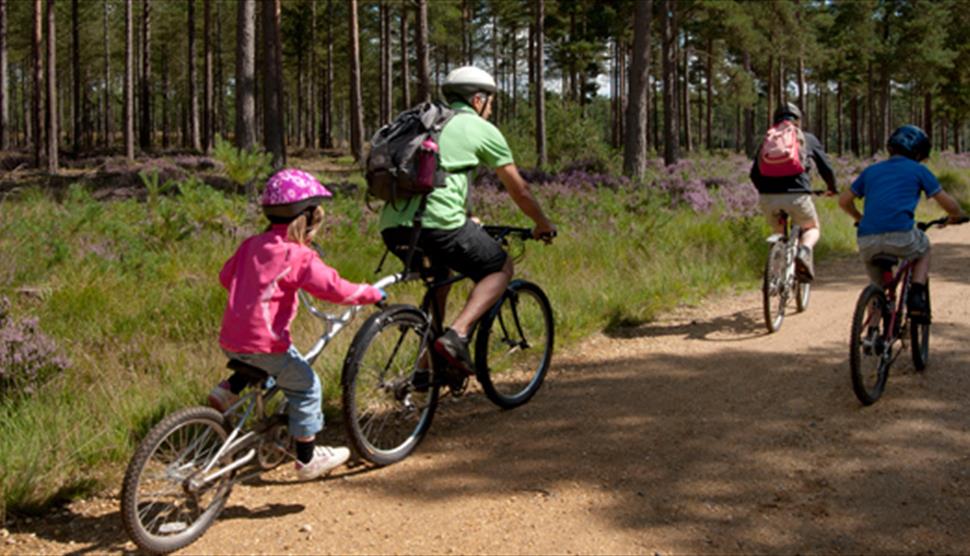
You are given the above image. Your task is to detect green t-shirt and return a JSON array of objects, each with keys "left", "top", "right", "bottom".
[{"left": 378, "top": 102, "right": 515, "bottom": 230}]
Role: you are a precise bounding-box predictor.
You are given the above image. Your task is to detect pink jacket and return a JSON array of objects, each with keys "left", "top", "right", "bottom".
[{"left": 219, "top": 225, "right": 383, "bottom": 354}]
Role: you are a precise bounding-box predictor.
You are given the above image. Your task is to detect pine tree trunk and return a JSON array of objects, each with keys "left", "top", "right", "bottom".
[
  {"left": 215, "top": 0, "right": 224, "bottom": 138},
  {"left": 743, "top": 51, "right": 754, "bottom": 157},
  {"left": 348, "top": 0, "right": 364, "bottom": 162},
  {"left": 235, "top": 0, "right": 255, "bottom": 150},
  {"left": 836, "top": 81, "right": 843, "bottom": 156},
  {"left": 0, "top": 0, "right": 7, "bottom": 150},
  {"left": 203, "top": 0, "right": 213, "bottom": 152},
  {"left": 139, "top": 0, "right": 151, "bottom": 150},
  {"left": 611, "top": 38, "right": 619, "bottom": 148},
  {"left": 71, "top": 0, "right": 80, "bottom": 154},
  {"left": 850, "top": 95, "right": 859, "bottom": 157},
  {"left": 766, "top": 55, "right": 774, "bottom": 130},
  {"left": 415, "top": 0, "right": 431, "bottom": 103},
  {"left": 103, "top": 0, "right": 111, "bottom": 148},
  {"left": 797, "top": 55, "right": 806, "bottom": 128},
  {"left": 188, "top": 0, "right": 200, "bottom": 150},
  {"left": 535, "top": 0, "right": 546, "bottom": 167},
  {"left": 306, "top": 0, "right": 315, "bottom": 147},
  {"left": 382, "top": 0, "right": 391, "bottom": 124},
  {"left": 682, "top": 31, "right": 691, "bottom": 153},
  {"left": 33, "top": 0, "right": 43, "bottom": 166},
  {"left": 923, "top": 92, "right": 932, "bottom": 141},
  {"left": 662, "top": 0, "right": 678, "bottom": 165},
  {"left": 511, "top": 23, "right": 517, "bottom": 119},
  {"left": 161, "top": 46, "right": 169, "bottom": 148},
  {"left": 46, "top": 0, "right": 57, "bottom": 172},
  {"left": 123, "top": 0, "right": 134, "bottom": 160},
  {"left": 622, "top": 0, "right": 650, "bottom": 179},
  {"left": 705, "top": 35, "right": 713, "bottom": 151},
  {"left": 867, "top": 62, "right": 876, "bottom": 156},
  {"left": 400, "top": 4, "right": 410, "bottom": 110},
  {"left": 262, "top": 0, "right": 284, "bottom": 166},
  {"left": 320, "top": 0, "right": 332, "bottom": 148},
  {"left": 378, "top": 1, "right": 386, "bottom": 124},
  {"left": 954, "top": 120, "right": 962, "bottom": 153}
]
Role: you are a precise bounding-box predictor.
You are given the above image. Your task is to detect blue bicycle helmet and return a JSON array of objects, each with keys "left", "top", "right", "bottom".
[{"left": 887, "top": 125, "right": 931, "bottom": 161}]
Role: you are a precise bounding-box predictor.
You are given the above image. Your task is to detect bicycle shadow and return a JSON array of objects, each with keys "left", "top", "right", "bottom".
[{"left": 605, "top": 307, "right": 766, "bottom": 342}]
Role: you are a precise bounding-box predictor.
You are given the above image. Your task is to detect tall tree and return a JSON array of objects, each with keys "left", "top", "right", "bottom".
[
  {"left": 45, "top": 0, "right": 57, "bottom": 172},
  {"left": 320, "top": 0, "right": 332, "bottom": 148},
  {"left": 0, "top": 0, "right": 7, "bottom": 150},
  {"left": 261, "top": 0, "right": 284, "bottom": 166},
  {"left": 235, "top": 0, "right": 256, "bottom": 149},
  {"left": 415, "top": 0, "right": 431, "bottom": 102},
  {"left": 32, "top": 0, "right": 42, "bottom": 166},
  {"left": 139, "top": 0, "right": 151, "bottom": 150},
  {"left": 71, "top": 0, "right": 80, "bottom": 154},
  {"left": 187, "top": 0, "right": 200, "bottom": 151},
  {"left": 202, "top": 0, "right": 213, "bottom": 151},
  {"left": 103, "top": 0, "right": 111, "bottom": 148},
  {"left": 400, "top": 3, "right": 410, "bottom": 110},
  {"left": 348, "top": 0, "right": 364, "bottom": 161},
  {"left": 535, "top": 0, "right": 546, "bottom": 167},
  {"left": 662, "top": 0, "right": 679, "bottom": 165},
  {"left": 123, "top": 0, "right": 134, "bottom": 160},
  {"left": 623, "top": 0, "right": 650, "bottom": 178}
]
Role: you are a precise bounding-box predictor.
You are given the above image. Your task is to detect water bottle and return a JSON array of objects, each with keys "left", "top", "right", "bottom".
[{"left": 416, "top": 137, "right": 439, "bottom": 190}]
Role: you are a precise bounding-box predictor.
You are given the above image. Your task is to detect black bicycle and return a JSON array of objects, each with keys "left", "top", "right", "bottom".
[{"left": 339, "top": 225, "right": 555, "bottom": 466}]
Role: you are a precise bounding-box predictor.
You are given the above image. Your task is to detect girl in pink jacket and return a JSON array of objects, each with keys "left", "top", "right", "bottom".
[{"left": 209, "top": 169, "right": 384, "bottom": 481}]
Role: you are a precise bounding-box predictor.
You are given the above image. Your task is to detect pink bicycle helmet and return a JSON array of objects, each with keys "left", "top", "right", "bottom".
[{"left": 261, "top": 169, "right": 333, "bottom": 219}]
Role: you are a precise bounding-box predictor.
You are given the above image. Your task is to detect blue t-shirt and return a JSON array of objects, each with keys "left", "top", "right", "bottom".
[{"left": 850, "top": 156, "right": 942, "bottom": 236}]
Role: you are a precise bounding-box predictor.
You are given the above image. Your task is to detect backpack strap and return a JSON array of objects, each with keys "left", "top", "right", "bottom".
[{"left": 402, "top": 195, "right": 430, "bottom": 273}]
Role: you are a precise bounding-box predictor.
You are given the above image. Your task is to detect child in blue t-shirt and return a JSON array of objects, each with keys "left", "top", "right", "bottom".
[{"left": 838, "top": 125, "right": 965, "bottom": 322}]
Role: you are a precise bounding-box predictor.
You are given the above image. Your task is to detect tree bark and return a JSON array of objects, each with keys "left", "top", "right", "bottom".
[
  {"left": 382, "top": 0, "right": 392, "bottom": 124},
  {"left": 320, "top": 0, "right": 333, "bottom": 148},
  {"left": 203, "top": 0, "right": 213, "bottom": 151},
  {"left": 705, "top": 35, "right": 713, "bottom": 151},
  {"left": 71, "top": 0, "right": 80, "bottom": 154},
  {"left": 235, "top": 0, "right": 256, "bottom": 150},
  {"left": 187, "top": 0, "right": 200, "bottom": 150},
  {"left": 0, "top": 0, "right": 7, "bottom": 150},
  {"left": 348, "top": 0, "right": 364, "bottom": 162},
  {"left": 123, "top": 0, "right": 134, "bottom": 160},
  {"left": 139, "top": 0, "right": 151, "bottom": 150},
  {"left": 161, "top": 44, "right": 169, "bottom": 148},
  {"left": 923, "top": 92, "right": 932, "bottom": 141},
  {"left": 400, "top": 4, "right": 410, "bottom": 110},
  {"left": 622, "top": 0, "right": 650, "bottom": 178},
  {"left": 867, "top": 61, "right": 876, "bottom": 156},
  {"left": 662, "top": 0, "right": 678, "bottom": 165},
  {"left": 836, "top": 81, "right": 843, "bottom": 156},
  {"left": 681, "top": 31, "right": 691, "bottom": 152},
  {"left": 535, "top": 0, "right": 546, "bottom": 167},
  {"left": 743, "top": 51, "right": 754, "bottom": 157},
  {"left": 378, "top": 1, "right": 386, "bottom": 124},
  {"left": 850, "top": 94, "right": 859, "bottom": 157},
  {"left": 46, "top": 0, "right": 57, "bottom": 172},
  {"left": 215, "top": 0, "right": 224, "bottom": 138},
  {"left": 33, "top": 0, "right": 43, "bottom": 166},
  {"left": 261, "top": 0, "right": 284, "bottom": 167},
  {"left": 766, "top": 55, "right": 774, "bottom": 130},
  {"left": 415, "top": 0, "right": 431, "bottom": 102},
  {"left": 103, "top": 0, "right": 111, "bottom": 148}
]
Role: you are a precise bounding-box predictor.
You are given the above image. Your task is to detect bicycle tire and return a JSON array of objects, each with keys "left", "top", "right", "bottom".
[
  {"left": 762, "top": 242, "right": 787, "bottom": 333},
  {"left": 475, "top": 280, "right": 554, "bottom": 409},
  {"left": 850, "top": 286, "right": 891, "bottom": 405},
  {"left": 341, "top": 304, "right": 439, "bottom": 466},
  {"left": 795, "top": 279, "right": 811, "bottom": 313},
  {"left": 911, "top": 282, "right": 931, "bottom": 371},
  {"left": 120, "top": 406, "right": 232, "bottom": 555}
]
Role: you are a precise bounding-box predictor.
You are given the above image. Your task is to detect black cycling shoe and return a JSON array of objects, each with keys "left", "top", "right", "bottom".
[
  {"left": 795, "top": 246, "right": 815, "bottom": 282},
  {"left": 908, "top": 284, "right": 931, "bottom": 324},
  {"left": 411, "top": 368, "right": 431, "bottom": 393},
  {"left": 433, "top": 328, "right": 474, "bottom": 376}
]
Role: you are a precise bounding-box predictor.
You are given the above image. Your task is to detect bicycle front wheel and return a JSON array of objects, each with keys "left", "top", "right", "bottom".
[
  {"left": 120, "top": 406, "right": 232, "bottom": 555},
  {"left": 341, "top": 304, "right": 439, "bottom": 466},
  {"left": 762, "top": 242, "right": 788, "bottom": 333},
  {"left": 795, "top": 279, "right": 811, "bottom": 312},
  {"left": 911, "top": 282, "right": 931, "bottom": 371},
  {"left": 849, "top": 286, "right": 892, "bottom": 405},
  {"left": 475, "top": 280, "right": 554, "bottom": 409}
]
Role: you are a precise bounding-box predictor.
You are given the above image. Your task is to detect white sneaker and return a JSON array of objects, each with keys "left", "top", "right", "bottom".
[
  {"left": 295, "top": 446, "right": 350, "bottom": 481},
  {"left": 207, "top": 381, "right": 239, "bottom": 413}
]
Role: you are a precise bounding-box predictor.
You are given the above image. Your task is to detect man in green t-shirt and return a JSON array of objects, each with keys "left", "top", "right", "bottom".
[{"left": 380, "top": 66, "right": 556, "bottom": 375}]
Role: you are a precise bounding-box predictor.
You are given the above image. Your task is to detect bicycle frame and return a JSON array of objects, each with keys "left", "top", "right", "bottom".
[
  {"left": 766, "top": 213, "right": 801, "bottom": 292},
  {"left": 871, "top": 258, "right": 916, "bottom": 345}
]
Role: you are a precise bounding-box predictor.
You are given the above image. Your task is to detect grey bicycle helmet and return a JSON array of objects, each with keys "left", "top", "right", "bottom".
[
  {"left": 773, "top": 102, "right": 802, "bottom": 124},
  {"left": 441, "top": 66, "right": 497, "bottom": 105}
]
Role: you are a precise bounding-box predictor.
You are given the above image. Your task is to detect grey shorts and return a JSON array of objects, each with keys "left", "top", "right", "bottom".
[
  {"left": 759, "top": 193, "right": 819, "bottom": 228},
  {"left": 857, "top": 228, "right": 931, "bottom": 285}
]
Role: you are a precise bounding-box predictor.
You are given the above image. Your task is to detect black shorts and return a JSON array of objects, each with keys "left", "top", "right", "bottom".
[{"left": 381, "top": 220, "right": 508, "bottom": 283}]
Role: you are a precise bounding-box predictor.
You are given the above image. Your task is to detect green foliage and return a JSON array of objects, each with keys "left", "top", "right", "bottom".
[
  {"left": 211, "top": 136, "right": 274, "bottom": 194},
  {"left": 503, "top": 97, "right": 617, "bottom": 172}
]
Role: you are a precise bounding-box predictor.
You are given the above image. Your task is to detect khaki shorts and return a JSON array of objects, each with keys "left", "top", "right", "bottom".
[
  {"left": 759, "top": 193, "right": 819, "bottom": 228},
  {"left": 857, "top": 228, "right": 930, "bottom": 285}
]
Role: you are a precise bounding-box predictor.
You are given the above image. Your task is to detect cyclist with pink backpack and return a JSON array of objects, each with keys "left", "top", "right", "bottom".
[{"left": 751, "top": 102, "right": 838, "bottom": 281}]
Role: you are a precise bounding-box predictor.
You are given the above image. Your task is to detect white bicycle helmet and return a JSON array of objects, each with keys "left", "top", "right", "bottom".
[{"left": 441, "top": 66, "right": 497, "bottom": 104}]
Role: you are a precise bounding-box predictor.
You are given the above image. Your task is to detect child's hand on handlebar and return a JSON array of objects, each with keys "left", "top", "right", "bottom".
[{"left": 533, "top": 222, "right": 557, "bottom": 244}]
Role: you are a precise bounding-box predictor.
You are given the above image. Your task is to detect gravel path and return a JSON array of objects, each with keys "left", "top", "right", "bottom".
[{"left": 5, "top": 224, "right": 970, "bottom": 555}]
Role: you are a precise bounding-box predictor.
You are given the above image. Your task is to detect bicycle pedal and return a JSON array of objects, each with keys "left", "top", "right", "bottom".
[{"left": 447, "top": 375, "right": 469, "bottom": 397}]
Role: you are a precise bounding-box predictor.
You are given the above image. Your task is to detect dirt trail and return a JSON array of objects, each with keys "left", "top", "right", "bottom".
[{"left": 5, "top": 225, "right": 970, "bottom": 555}]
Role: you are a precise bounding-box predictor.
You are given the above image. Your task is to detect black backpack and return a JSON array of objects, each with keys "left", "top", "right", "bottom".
[{"left": 365, "top": 101, "right": 457, "bottom": 204}]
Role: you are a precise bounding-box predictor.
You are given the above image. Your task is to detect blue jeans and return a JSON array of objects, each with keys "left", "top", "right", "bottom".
[{"left": 222, "top": 345, "right": 323, "bottom": 438}]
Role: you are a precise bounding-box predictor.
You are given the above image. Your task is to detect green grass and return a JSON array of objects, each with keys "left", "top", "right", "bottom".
[{"left": 1, "top": 155, "right": 967, "bottom": 521}]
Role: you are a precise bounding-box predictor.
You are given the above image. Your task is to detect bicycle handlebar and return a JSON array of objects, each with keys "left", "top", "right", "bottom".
[
  {"left": 917, "top": 215, "right": 970, "bottom": 231},
  {"left": 481, "top": 225, "right": 557, "bottom": 242}
]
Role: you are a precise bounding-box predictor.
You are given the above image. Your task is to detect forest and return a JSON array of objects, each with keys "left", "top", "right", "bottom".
[{"left": 0, "top": 0, "right": 968, "bottom": 181}]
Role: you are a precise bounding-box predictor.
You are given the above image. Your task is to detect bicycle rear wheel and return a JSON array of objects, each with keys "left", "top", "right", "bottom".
[
  {"left": 341, "top": 304, "right": 439, "bottom": 466},
  {"left": 911, "top": 282, "right": 931, "bottom": 371},
  {"left": 849, "top": 286, "right": 892, "bottom": 405},
  {"left": 475, "top": 280, "right": 554, "bottom": 409},
  {"left": 762, "top": 242, "right": 788, "bottom": 333},
  {"left": 121, "top": 406, "right": 232, "bottom": 554}
]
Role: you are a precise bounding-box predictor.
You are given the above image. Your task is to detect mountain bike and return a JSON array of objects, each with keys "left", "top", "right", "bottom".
[
  {"left": 340, "top": 225, "right": 554, "bottom": 466},
  {"left": 849, "top": 216, "right": 968, "bottom": 405},
  {"left": 762, "top": 192, "right": 826, "bottom": 333},
  {"left": 119, "top": 272, "right": 400, "bottom": 554}
]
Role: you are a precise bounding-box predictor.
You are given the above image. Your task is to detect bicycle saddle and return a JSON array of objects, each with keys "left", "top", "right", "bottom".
[
  {"left": 870, "top": 254, "right": 899, "bottom": 270},
  {"left": 226, "top": 359, "right": 270, "bottom": 383}
]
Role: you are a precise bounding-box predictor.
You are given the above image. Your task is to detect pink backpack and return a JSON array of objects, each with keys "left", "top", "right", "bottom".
[{"left": 758, "top": 121, "right": 806, "bottom": 177}]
